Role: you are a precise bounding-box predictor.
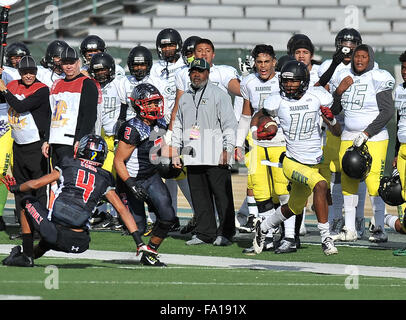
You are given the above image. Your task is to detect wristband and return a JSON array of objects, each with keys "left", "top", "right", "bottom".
[{"left": 329, "top": 118, "right": 337, "bottom": 126}]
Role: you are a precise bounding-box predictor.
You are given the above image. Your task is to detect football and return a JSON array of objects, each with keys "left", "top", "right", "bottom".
[{"left": 257, "top": 115, "right": 278, "bottom": 140}]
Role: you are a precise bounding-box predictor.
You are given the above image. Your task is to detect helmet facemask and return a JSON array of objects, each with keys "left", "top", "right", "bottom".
[
  {"left": 132, "top": 95, "right": 164, "bottom": 120},
  {"left": 280, "top": 74, "right": 308, "bottom": 100}
]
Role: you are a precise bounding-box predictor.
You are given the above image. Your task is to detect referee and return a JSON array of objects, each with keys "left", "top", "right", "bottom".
[{"left": 0, "top": 56, "right": 50, "bottom": 223}]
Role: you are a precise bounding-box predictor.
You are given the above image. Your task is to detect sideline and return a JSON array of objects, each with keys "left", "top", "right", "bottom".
[{"left": 1, "top": 244, "right": 406, "bottom": 279}]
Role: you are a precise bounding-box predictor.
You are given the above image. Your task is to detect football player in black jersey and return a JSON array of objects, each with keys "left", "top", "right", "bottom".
[
  {"left": 114, "top": 83, "right": 177, "bottom": 267},
  {"left": 1, "top": 134, "right": 154, "bottom": 267}
]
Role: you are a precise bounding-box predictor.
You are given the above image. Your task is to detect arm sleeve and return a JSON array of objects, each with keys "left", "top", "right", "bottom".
[
  {"left": 330, "top": 91, "right": 343, "bottom": 115},
  {"left": 4, "top": 86, "right": 50, "bottom": 113},
  {"left": 74, "top": 78, "right": 99, "bottom": 142},
  {"left": 364, "top": 89, "right": 395, "bottom": 138}
]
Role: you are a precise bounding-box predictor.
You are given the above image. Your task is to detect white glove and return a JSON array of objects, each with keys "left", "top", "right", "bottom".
[
  {"left": 0, "top": 120, "right": 10, "bottom": 138},
  {"left": 238, "top": 55, "right": 254, "bottom": 77},
  {"left": 353, "top": 132, "right": 368, "bottom": 148}
]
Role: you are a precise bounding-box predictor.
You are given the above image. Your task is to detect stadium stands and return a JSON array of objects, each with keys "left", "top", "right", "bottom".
[{"left": 4, "top": 0, "right": 406, "bottom": 52}]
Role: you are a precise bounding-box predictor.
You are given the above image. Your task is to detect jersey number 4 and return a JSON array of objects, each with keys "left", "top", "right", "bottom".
[{"left": 75, "top": 169, "right": 95, "bottom": 203}]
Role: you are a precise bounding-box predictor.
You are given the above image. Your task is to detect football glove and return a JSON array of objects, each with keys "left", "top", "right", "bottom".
[
  {"left": 320, "top": 106, "right": 336, "bottom": 125},
  {"left": 238, "top": 55, "right": 254, "bottom": 77},
  {"left": 353, "top": 132, "right": 369, "bottom": 148},
  {"left": 332, "top": 47, "right": 346, "bottom": 65},
  {"left": 125, "top": 177, "right": 149, "bottom": 202},
  {"left": 1, "top": 175, "right": 20, "bottom": 193}
]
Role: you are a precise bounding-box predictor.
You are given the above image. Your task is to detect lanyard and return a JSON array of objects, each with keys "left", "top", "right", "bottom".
[{"left": 193, "top": 84, "right": 207, "bottom": 124}]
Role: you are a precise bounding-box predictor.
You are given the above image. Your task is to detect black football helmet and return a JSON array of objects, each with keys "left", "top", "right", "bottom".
[
  {"left": 342, "top": 144, "right": 372, "bottom": 180},
  {"left": 156, "top": 28, "right": 182, "bottom": 61},
  {"left": 127, "top": 46, "right": 153, "bottom": 81},
  {"left": 287, "top": 34, "right": 312, "bottom": 56},
  {"left": 130, "top": 83, "right": 164, "bottom": 120},
  {"left": 40, "top": 40, "right": 69, "bottom": 72},
  {"left": 76, "top": 134, "right": 108, "bottom": 166},
  {"left": 279, "top": 60, "right": 310, "bottom": 99},
  {"left": 157, "top": 157, "right": 182, "bottom": 179},
  {"left": 378, "top": 171, "right": 404, "bottom": 206},
  {"left": 181, "top": 36, "right": 201, "bottom": 65},
  {"left": 5, "top": 42, "right": 30, "bottom": 67},
  {"left": 335, "top": 28, "right": 362, "bottom": 58},
  {"left": 89, "top": 52, "right": 115, "bottom": 85},
  {"left": 80, "top": 35, "right": 106, "bottom": 65}
]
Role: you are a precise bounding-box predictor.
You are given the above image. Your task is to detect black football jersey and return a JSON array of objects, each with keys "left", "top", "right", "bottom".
[
  {"left": 117, "top": 117, "right": 167, "bottom": 179},
  {"left": 53, "top": 157, "right": 115, "bottom": 215}
]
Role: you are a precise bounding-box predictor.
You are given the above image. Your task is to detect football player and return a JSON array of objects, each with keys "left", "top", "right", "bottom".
[
  {"left": 251, "top": 60, "right": 341, "bottom": 256},
  {"left": 37, "top": 40, "right": 69, "bottom": 87},
  {"left": 88, "top": 52, "right": 124, "bottom": 230},
  {"left": 235, "top": 44, "right": 293, "bottom": 253},
  {"left": 181, "top": 36, "right": 201, "bottom": 66},
  {"left": 114, "top": 83, "right": 178, "bottom": 266},
  {"left": 1, "top": 134, "right": 154, "bottom": 267},
  {"left": 330, "top": 44, "right": 395, "bottom": 243},
  {"left": 80, "top": 35, "right": 125, "bottom": 77}
]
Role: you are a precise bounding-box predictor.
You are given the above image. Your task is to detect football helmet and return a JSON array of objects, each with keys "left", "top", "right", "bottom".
[
  {"left": 156, "top": 28, "right": 182, "bottom": 61},
  {"left": 89, "top": 52, "right": 115, "bottom": 84},
  {"left": 76, "top": 134, "right": 108, "bottom": 166},
  {"left": 181, "top": 36, "right": 201, "bottom": 65},
  {"left": 287, "top": 34, "right": 312, "bottom": 56},
  {"left": 127, "top": 45, "right": 153, "bottom": 81},
  {"left": 341, "top": 144, "right": 372, "bottom": 180},
  {"left": 5, "top": 42, "right": 30, "bottom": 67},
  {"left": 130, "top": 83, "right": 164, "bottom": 120},
  {"left": 80, "top": 35, "right": 106, "bottom": 65},
  {"left": 335, "top": 28, "right": 362, "bottom": 57},
  {"left": 40, "top": 40, "right": 69, "bottom": 72},
  {"left": 275, "top": 54, "right": 295, "bottom": 72},
  {"left": 378, "top": 171, "right": 404, "bottom": 206},
  {"left": 279, "top": 60, "right": 310, "bottom": 99}
]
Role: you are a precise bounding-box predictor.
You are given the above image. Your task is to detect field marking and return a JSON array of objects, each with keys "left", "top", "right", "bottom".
[
  {"left": 0, "top": 279, "right": 402, "bottom": 288},
  {"left": 0, "top": 294, "right": 42, "bottom": 300},
  {"left": 1, "top": 244, "right": 406, "bottom": 279}
]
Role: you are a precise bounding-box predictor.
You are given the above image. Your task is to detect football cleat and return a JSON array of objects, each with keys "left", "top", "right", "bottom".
[
  {"left": 330, "top": 217, "right": 345, "bottom": 235},
  {"left": 180, "top": 216, "right": 196, "bottom": 234},
  {"left": 263, "top": 237, "right": 275, "bottom": 251},
  {"left": 331, "top": 226, "right": 357, "bottom": 242},
  {"left": 322, "top": 237, "right": 338, "bottom": 256},
  {"left": 143, "top": 221, "right": 154, "bottom": 237},
  {"left": 252, "top": 220, "right": 267, "bottom": 254},
  {"left": 136, "top": 244, "right": 158, "bottom": 256},
  {"left": 140, "top": 252, "right": 166, "bottom": 267},
  {"left": 238, "top": 214, "right": 260, "bottom": 233},
  {"left": 2, "top": 246, "right": 34, "bottom": 267},
  {"left": 368, "top": 216, "right": 376, "bottom": 232},
  {"left": 368, "top": 226, "right": 388, "bottom": 243},
  {"left": 274, "top": 238, "right": 297, "bottom": 254},
  {"left": 355, "top": 217, "right": 365, "bottom": 239}
]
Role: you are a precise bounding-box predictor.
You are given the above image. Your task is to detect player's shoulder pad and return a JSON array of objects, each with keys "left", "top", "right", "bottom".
[
  {"left": 306, "top": 86, "right": 333, "bottom": 106},
  {"left": 118, "top": 117, "right": 149, "bottom": 145},
  {"left": 371, "top": 69, "right": 395, "bottom": 90}
]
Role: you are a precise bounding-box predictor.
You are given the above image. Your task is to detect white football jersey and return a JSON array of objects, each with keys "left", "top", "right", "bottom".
[
  {"left": 98, "top": 78, "right": 122, "bottom": 136},
  {"left": 0, "top": 66, "right": 22, "bottom": 124},
  {"left": 149, "top": 58, "right": 186, "bottom": 123},
  {"left": 394, "top": 84, "right": 406, "bottom": 143},
  {"left": 241, "top": 72, "right": 284, "bottom": 147},
  {"left": 175, "top": 63, "right": 239, "bottom": 94},
  {"left": 330, "top": 68, "right": 395, "bottom": 141},
  {"left": 264, "top": 86, "right": 333, "bottom": 165},
  {"left": 309, "top": 64, "right": 320, "bottom": 87},
  {"left": 116, "top": 74, "right": 157, "bottom": 120}
]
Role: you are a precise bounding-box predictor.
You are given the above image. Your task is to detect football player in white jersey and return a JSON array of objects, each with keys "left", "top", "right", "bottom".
[
  {"left": 79, "top": 35, "right": 125, "bottom": 78},
  {"left": 235, "top": 44, "right": 293, "bottom": 253},
  {"left": 386, "top": 51, "right": 406, "bottom": 241},
  {"left": 37, "top": 40, "right": 69, "bottom": 88},
  {"left": 330, "top": 44, "right": 395, "bottom": 243},
  {"left": 252, "top": 60, "right": 340, "bottom": 256},
  {"left": 88, "top": 52, "right": 124, "bottom": 230},
  {"left": 149, "top": 28, "right": 193, "bottom": 231},
  {"left": 317, "top": 29, "right": 370, "bottom": 239}
]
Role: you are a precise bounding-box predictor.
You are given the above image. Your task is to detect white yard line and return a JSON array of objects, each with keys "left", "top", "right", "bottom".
[{"left": 1, "top": 244, "right": 406, "bottom": 279}]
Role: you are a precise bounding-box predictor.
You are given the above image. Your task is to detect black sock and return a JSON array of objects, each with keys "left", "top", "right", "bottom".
[
  {"left": 22, "top": 233, "right": 34, "bottom": 258},
  {"left": 148, "top": 240, "right": 160, "bottom": 251}
]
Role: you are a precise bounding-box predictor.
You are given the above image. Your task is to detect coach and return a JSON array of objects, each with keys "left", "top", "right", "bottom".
[
  {"left": 172, "top": 58, "right": 237, "bottom": 246},
  {"left": 0, "top": 56, "right": 50, "bottom": 220},
  {"left": 42, "top": 46, "right": 100, "bottom": 166}
]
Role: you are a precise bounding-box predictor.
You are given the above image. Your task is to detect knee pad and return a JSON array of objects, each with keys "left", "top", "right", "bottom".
[
  {"left": 256, "top": 198, "right": 274, "bottom": 213},
  {"left": 152, "top": 218, "right": 177, "bottom": 239}
]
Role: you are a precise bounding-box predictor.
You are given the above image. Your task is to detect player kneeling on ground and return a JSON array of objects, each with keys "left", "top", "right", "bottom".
[
  {"left": 251, "top": 61, "right": 341, "bottom": 256},
  {"left": 1, "top": 134, "right": 154, "bottom": 267}
]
